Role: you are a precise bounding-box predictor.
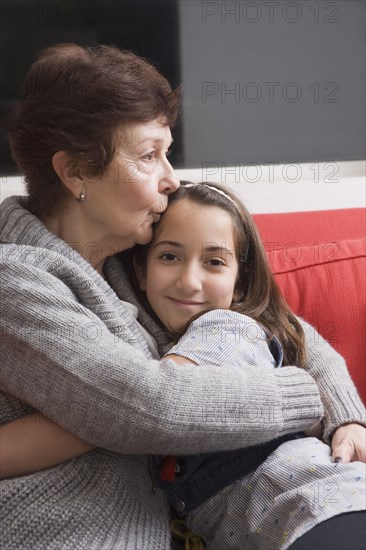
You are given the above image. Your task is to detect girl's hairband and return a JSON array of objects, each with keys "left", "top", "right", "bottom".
[{"left": 182, "top": 182, "right": 238, "bottom": 206}]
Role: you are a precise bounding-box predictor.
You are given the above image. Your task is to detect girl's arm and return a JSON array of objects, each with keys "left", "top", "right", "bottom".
[
  {"left": 0, "top": 355, "right": 196, "bottom": 479},
  {"left": 0, "top": 413, "right": 95, "bottom": 479}
]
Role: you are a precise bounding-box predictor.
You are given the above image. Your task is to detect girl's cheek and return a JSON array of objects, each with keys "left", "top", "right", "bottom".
[{"left": 147, "top": 263, "right": 160, "bottom": 284}]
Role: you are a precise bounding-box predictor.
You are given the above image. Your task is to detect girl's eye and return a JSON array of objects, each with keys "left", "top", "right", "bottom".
[
  {"left": 160, "top": 252, "right": 178, "bottom": 261},
  {"left": 207, "top": 258, "right": 226, "bottom": 267}
]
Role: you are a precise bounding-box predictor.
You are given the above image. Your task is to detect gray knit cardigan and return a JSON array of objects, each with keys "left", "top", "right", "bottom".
[{"left": 0, "top": 196, "right": 364, "bottom": 550}]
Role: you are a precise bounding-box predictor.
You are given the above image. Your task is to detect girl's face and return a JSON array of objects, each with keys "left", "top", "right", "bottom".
[{"left": 139, "top": 198, "right": 239, "bottom": 332}]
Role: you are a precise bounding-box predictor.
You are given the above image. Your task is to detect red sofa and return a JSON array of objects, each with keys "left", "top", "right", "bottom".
[{"left": 253, "top": 208, "right": 366, "bottom": 403}]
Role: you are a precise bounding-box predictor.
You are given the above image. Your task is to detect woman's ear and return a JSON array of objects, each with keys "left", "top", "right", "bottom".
[
  {"left": 52, "top": 151, "right": 84, "bottom": 200},
  {"left": 133, "top": 256, "right": 147, "bottom": 291}
]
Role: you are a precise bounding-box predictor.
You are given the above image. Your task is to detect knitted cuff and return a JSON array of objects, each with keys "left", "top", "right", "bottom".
[
  {"left": 319, "top": 385, "right": 366, "bottom": 443},
  {"left": 298, "top": 317, "right": 366, "bottom": 443},
  {"left": 274, "top": 367, "right": 324, "bottom": 435}
]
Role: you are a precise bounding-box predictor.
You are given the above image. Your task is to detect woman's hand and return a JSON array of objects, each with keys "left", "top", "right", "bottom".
[{"left": 331, "top": 423, "right": 366, "bottom": 463}]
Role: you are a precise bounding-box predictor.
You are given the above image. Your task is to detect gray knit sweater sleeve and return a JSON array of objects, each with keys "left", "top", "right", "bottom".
[
  {"left": 167, "top": 310, "right": 366, "bottom": 444},
  {"left": 0, "top": 244, "right": 323, "bottom": 453},
  {"left": 299, "top": 318, "right": 366, "bottom": 442},
  {"left": 1, "top": 196, "right": 364, "bottom": 456}
]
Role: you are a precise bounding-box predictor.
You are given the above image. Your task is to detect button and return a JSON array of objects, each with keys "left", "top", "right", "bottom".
[
  {"left": 175, "top": 501, "right": 186, "bottom": 513},
  {"left": 175, "top": 459, "right": 186, "bottom": 476}
]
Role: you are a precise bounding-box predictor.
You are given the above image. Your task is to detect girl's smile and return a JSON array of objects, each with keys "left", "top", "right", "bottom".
[
  {"left": 167, "top": 297, "right": 206, "bottom": 306},
  {"left": 139, "top": 198, "right": 239, "bottom": 332}
]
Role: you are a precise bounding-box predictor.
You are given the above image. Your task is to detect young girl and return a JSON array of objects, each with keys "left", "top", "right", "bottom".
[{"left": 1, "top": 182, "right": 365, "bottom": 550}]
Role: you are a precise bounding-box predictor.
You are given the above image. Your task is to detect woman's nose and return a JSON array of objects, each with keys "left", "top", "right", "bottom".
[{"left": 159, "top": 160, "right": 180, "bottom": 194}]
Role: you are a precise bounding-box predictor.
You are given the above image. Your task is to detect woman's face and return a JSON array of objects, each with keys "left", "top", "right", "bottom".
[
  {"left": 139, "top": 198, "right": 239, "bottom": 332},
  {"left": 83, "top": 119, "right": 179, "bottom": 252}
]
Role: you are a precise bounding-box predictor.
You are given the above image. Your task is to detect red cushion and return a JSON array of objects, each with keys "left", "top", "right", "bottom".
[
  {"left": 254, "top": 209, "right": 365, "bottom": 247},
  {"left": 253, "top": 210, "right": 366, "bottom": 403}
]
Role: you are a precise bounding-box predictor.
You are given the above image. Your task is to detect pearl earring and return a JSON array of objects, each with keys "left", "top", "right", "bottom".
[{"left": 78, "top": 192, "right": 86, "bottom": 202}]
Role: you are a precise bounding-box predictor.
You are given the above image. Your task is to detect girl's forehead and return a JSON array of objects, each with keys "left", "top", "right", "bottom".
[
  {"left": 153, "top": 198, "right": 237, "bottom": 242},
  {"left": 166, "top": 197, "right": 229, "bottom": 218}
]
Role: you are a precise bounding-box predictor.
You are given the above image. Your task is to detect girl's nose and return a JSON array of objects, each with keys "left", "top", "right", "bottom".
[{"left": 176, "top": 265, "right": 202, "bottom": 293}]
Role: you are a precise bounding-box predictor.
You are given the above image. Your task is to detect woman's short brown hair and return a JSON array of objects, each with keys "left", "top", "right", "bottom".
[{"left": 8, "top": 43, "right": 180, "bottom": 217}]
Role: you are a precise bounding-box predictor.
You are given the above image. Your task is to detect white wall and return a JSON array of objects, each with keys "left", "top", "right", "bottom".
[
  {"left": 175, "top": 160, "right": 366, "bottom": 213},
  {"left": 2, "top": 160, "right": 364, "bottom": 214}
]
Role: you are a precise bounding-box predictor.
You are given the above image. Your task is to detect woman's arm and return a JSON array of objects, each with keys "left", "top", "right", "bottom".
[
  {"left": 0, "top": 355, "right": 197, "bottom": 477},
  {"left": 168, "top": 311, "right": 366, "bottom": 459},
  {"left": 299, "top": 318, "right": 366, "bottom": 442},
  {"left": 298, "top": 318, "right": 366, "bottom": 463},
  {"left": 3, "top": 311, "right": 363, "bottom": 476},
  {"left": 0, "top": 310, "right": 292, "bottom": 477},
  {"left": 0, "top": 246, "right": 324, "bottom": 456},
  {"left": 0, "top": 355, "right": 196, "bottom": 478},
  {"left": 0, "top": 413, "right": 95, "bottom": 478}
]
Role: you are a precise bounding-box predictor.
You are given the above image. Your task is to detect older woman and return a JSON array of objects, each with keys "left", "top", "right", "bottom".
[{"left": 0, "top": 44, "right": 364, "bottom": 549}]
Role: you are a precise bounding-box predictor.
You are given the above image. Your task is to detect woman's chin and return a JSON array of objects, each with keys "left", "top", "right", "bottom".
[{"left": 135, "top": 227, "right": 154, "bottom": 246}]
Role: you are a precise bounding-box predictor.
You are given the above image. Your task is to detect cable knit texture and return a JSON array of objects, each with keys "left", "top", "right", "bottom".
[{"left": 0, "top": 196, "right": 365, "bottom": 549}]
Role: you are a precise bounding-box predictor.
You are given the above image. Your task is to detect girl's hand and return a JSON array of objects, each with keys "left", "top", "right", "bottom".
[
  {"left": 0, "top": 413, "right": 95, "bottom": 479},
  {"left": 331, "top": 423, "right": 366, "bottom": 464}
]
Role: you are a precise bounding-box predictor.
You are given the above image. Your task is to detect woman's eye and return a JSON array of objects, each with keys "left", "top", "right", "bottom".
[{"left": 143, "top": 151, "right": 155, "bottom": 161}]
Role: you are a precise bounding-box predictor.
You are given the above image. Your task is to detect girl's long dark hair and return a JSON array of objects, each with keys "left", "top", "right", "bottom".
[{"left": 123, "top": 181, "right": 306, "bottom": 368}]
